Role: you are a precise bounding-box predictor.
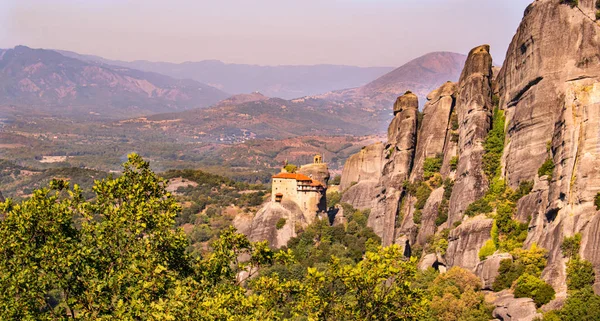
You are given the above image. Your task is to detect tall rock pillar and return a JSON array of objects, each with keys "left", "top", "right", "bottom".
[
  {"left": 447, "top": 45, "right": 494, "bottom": 226},
  {"left": 368, "top": 92, "right": 418, "bottom": 245}
]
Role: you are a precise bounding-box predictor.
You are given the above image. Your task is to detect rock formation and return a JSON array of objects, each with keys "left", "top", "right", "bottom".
[
  {"left": 410, "top": 82, "right": 457, "bottom": 182},
  {"left": 336, "top": 0, "right": 600, "bottom": 305},
  {"left": 244, "top": 200, "right": 306, "bottom": 248},
  {"left": 368, "top": 92, "right": 418, "bottom": 245},
  {"left": 0, "top": 191, "right": 4, "bottom": 202},
  {"left": 447, "top": 45, "right": 493, "bottom": 226},
  {"left": 340, "top": 142, "right": 385, "bottom": 209}
]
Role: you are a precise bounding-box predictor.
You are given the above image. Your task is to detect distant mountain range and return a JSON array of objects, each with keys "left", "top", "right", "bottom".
[
  {"left": 56, "top": 49, "right": 394, "bottom": 99},
  {"left": 316, "top": 52, "right": 467, "bottom": 108},
  {"left": 0, "top": 46, "right": 228, "bottom": 119}
]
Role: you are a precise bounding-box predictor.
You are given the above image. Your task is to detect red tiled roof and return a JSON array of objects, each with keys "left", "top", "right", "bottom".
[{"left": 272, "top": 172, "right": 312, "bottom": 181}]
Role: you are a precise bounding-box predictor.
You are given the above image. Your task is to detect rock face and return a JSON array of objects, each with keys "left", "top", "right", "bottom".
[
  {"left": 410, "top": 82, "right": 457, "bottom": 182},
  {"left": 339, "top": 142, "right": 385, "bottom": 209},
  {"left": 298, "top": 163, "right": 331, "bottom": 188},
  {"left": 245, "top": 200, "right": 306, "bottom": 248},
  {"left": 368, "top": 92, "right": 418, "bottom": 245},
  {"left": 492, "top": 291, "right": 542, "bottom": 321},
  {"left": 476, "top": 253, "right": 512, "bottom": 290},
  {"left": 494, "top": 0, "right": 600, "bottom": 292},
  {"left": 448, "top": 45, "right": 493, "bottom": 226},
  {"left": 0, "top": 191, "right": 4, "bottom": 202},
  {"left": 446, "top": 216, "right": 493, "bottom": 271},
  {"left": 338, "top": 1, "right": 600, "bottom": 300}
]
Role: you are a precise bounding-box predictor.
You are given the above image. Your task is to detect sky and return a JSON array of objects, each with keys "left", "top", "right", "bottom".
[{"left": 0, "top": 0, "right": 532, "bottom": 67}]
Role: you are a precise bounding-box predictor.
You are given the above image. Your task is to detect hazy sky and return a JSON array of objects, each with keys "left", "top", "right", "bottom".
[{"left": 0, "top": 0, "right": 532, "bottom": 67}]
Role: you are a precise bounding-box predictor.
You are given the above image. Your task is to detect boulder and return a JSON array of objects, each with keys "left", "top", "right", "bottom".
[
  {"left": 448, "top": 45, "right": 493, "bottom": 226},
  {"left": 297, "top": 163, "right": 330, "bottom": 188},
  {"left": 492, "top": 291, "right": 542, "bottom": 321},
  {"left": 475, "top": 253, "right": 512, "bottom": 290},
  {"left": 247, "top": 200, "right": 306, "bottom": 248}
]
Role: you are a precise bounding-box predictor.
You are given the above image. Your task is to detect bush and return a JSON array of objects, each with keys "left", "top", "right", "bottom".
[
  {"left": 327, "top": 191, "right": 341, "bottom": 209},
  {"left": 450, "top": 112, "right": 459, "bottom": 131},
  {"left": 560, "top": 0, "right": 578, "bottom": 7},
  {"left": 464, "top": 198, "right": 493, "bottom": 216},
  {"left": 561, "top": 233, "right": 582, "bottom": 259},
  {"left": 479, "top": 239, "right": 496, "bottom": 261},
  {"left": 413, "top": 210, "right": 422, "bottom": 225},
  {"left": 415, "top": 183, "right": 432, "bottom": 210},
  {"left": 436, "top": 199, "right": 449, "bottom": 227},
  {"left": 511, "top": 180, "right": 534, "bottom": 201},
  {"left": 514, "top": 273, "right": 555, "bottom": 308},
  {"left": 276, "top": 218, "right": 287, "bottom": 230},
  {"left": 423, "top": 156, "right": 443, "bottom": 180},
  {"left": 284, "top": 163, "right": 297, "bottom": 173},
  {"left": 493, "top": 259, "right": 524, "bottom": 291},
  {"left": 330, "top": 175, "right": 341, "bottom": 185},
  {"left": 538, "top": 158, "right": 555, "bottom": 179},
  {"left": 595, "top": 192, "right": 600, "bottom": 210},
  {"left": 483, "top": 108, "right": 506, "bottom": 180},
  {"left": 567, "top": 258, "right": 595, "bottom": 291},
  {"left": 449, "top": 156, "right": 459, "bottom": 171},
  {"left": 544, "top": 286, "right": 600, "bottom": 321}
]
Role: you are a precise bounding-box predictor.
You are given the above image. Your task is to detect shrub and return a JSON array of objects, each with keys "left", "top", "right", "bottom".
[
  {"left": 449, "top": 156, "right": 459, "bottom": 171},
  {"left": 413, "top": 210, "right": 422, "bottom": 225},
  {"left": 415, "top": 183, "right": 432, "bottom": 210},
  {"left": 284, "top": 163, "right": 298, "bottom": 173},
  {"left": 479, "top": 239, "right": 496, "bottom": 261},
  {"left": 538, "top": 158, "right": 555, "bottom": 179},
  {"left": 464, "top": 198, "right": 493, "bottom": 216},
  {"left": 513, "top": 273, "right": 555, "bottom": 308},
  {"left": 511, "top": 180, "right": 534, "bottom": 201},
  {"left": 276, "top": 218, "right": 287, "bottom": 230},
  {"left": 567, "top": 258, "right": 595, "bottom": 291},
  {"left": 483, "top": 108, "right": 506, "bottom": 180},
  {"left": 561, "top": 233, "right": 582, "bottom": 259},
  {"left": 330, "top": 175, "right": 341, "bottom": 185},
  {"left": 493, "top": 259, "right": 524, "bottom": 291},
  {"left": 423, "top": 156, "right": 443, "bottom": 180},
  {"left": 450, "top": 132, "right": 459, "bottom": 143},
  {"left": 450, "top": 112, "right": 459, "bottom": 130},
  {"left": 595, "top": 192, "right": 600, "bottom": 210},
  {"left": 491, "top": 220, "right": 499, "bottom": 248},
  {"left": 436, "top": 199, "right": 449, "bottom": 227},
  {"left": 544, "top": 286, "right": 600, "bottom": 321},
  {"left": 560, "top": 0, "right": 578, "bottom": 7}
]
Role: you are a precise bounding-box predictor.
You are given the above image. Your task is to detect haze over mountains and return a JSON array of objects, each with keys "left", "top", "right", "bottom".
[
  {"left": 57, "top": 49, "right": 394, "bottom": 100},
  {"left": 0, "top": 46, "right": 228, "bottom": 119}
]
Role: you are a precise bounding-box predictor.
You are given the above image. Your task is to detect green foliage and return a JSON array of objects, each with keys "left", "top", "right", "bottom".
[
  {"left": 330, "top": 174, "right": 341, "bottom": 185},
  {"left": 483, "top": 108, "right": 506, "bottom": 180},
  {"left": 427, "top": 267, "right": 493, "bottom": 321},
  {"left": 561, "top": 233, "right": 582, "bottom": 259},
  {"left": 513, "top": 273, "right": 555, "bottom": 308},
  {"left": 449, "top": 156, "right": 459, "bottom": 171},
  {"left": 450, "top": 132, "right": 459, "bottom": 143},
  {"left": 423, "top": 156, "right": 443, "bottom": 180},
  {"left": 464, "top": 198, "right": 493, "bottom": 216},
  {"left": 479, "top": 239, "right": 496, "bottom": 261},
  {"left": 284, "top": 163, "right": 298, "bottom": 173},
  {"left": 512, "top": 244, "right": 548, "bottom": 276},
  {"left": 543, "top": 286, "right": 600, "bottom": 321},
  {"left": 276, "top": 217, "right": 287, "bottom": 230},
  {"left": 327, "top": 191, "right": 341, "bottom": 208},
  {"left": 538, "top": 157, "right": 555, "bottom": 179},
  {"left": 413, "top": 209, "right": 423, "bottom": 225},
  {"left": 491, "top": 220, "right": 500, "bottom": 248},
  {"left": 511, "top": 180, "right": 534, "bottom": 201},
  {"left": 451, "top": 112, "right": 459, "bottom": 131},
  {"left": 567, "top": 258, "right": 595, "bottom": 291},
  {"left": 560, "top": 0, "right": 578, "bottom": 7},
  {"left": 415, "top": 182, "right": 433, "bottom": 210},
  {"left": 493, "top": 244, "right": 548, "bottom": 291},
  {"left": 595, "top": 192, "right": 600, "bottom": 210},
  {"left": 436, "top": 199, "right": 449, "bottom": 226}
]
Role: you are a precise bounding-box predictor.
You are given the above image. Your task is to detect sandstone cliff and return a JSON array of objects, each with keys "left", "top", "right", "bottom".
[
  {"left": 368, "top": 92, "right": 418, "bottom": 245},
  {"left": 339, "top": 142, "right": 385, "bottom": 209}
]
